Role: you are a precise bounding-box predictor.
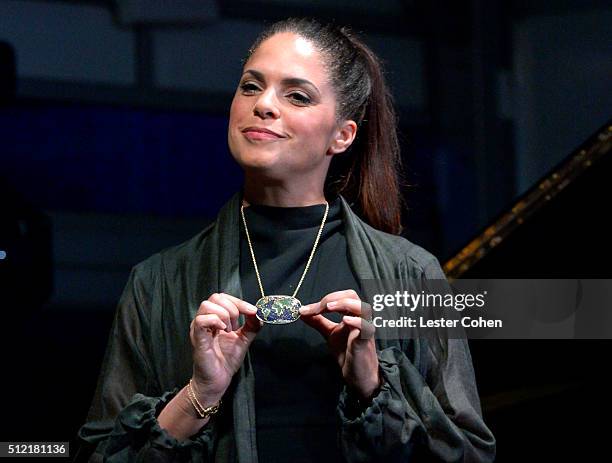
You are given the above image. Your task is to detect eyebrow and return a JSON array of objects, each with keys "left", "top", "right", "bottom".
[{"left": 242, "top": 69, "right": 321, "bottom": 97}]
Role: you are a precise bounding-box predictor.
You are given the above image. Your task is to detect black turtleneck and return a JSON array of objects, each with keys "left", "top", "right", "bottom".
[{"left": 239, "top": 196, "right": 361, "bottom": 463}]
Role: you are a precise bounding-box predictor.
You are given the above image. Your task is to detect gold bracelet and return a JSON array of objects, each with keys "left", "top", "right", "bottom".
[{"left": 187, "top": 379, "right": 222, "bottom": 419}]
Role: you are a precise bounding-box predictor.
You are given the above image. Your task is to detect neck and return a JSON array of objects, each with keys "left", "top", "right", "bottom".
[{"left": 242, "top": 175, "right": 327, "bottom": 207}]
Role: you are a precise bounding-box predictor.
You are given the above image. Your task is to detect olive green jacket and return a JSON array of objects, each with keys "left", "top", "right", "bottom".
[{"left": 75, "top": 191, "right": 496, "bottom": 462}]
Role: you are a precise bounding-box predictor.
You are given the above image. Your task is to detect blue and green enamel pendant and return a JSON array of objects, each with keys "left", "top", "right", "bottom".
[
  {"left": 241, "top": 200, "right": 329, "bottom": 326},
  {"left": 255, "top": 295, "right": 302, "bottom": 324}
]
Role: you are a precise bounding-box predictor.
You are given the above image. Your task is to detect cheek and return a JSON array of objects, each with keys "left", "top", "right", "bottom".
[
  {"left": 293, "top": 114, "right": 335, "bottom": 149},
  {"left": 229, "top": 95, "right": 250, "bottom": 125},
  {"left": 227, "top": 98, "right": 244, "bottom": 154},
  {"left": 228, "top": 99, "right": 239, "bottom": 126},
  {"left": 291, "top": 114, "right": 333, "bottom": 145}
]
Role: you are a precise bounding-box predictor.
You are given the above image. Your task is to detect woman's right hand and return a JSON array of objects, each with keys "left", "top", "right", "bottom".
[{"left": 189, "top": 293, "right": 262, "bottom": 403}]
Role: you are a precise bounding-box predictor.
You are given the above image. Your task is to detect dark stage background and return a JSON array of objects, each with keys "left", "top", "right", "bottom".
[{"left": 1, "top": 1, "right": 611, "bottom": 461}]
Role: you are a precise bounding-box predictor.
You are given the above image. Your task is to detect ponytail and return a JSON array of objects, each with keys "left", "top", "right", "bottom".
[{"left": 326, "top": 29, "right": 404, "bottom": 235}]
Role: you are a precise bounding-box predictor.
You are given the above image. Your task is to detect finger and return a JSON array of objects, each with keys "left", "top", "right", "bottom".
[
  {"left": 193, "top": 313, "right": 227, "bottom": 333},
  {"left": 197, "top": 293, "right": 258, "bottom": 317},
  {"left": 325, "top": 298, "right": 364, "bottom": 316},
  {"left": 200, "top": 301, "right": 233, "bottom": 333},
  {"left": 342, "top": 315, "right": 376, "bottom": 340},
  {"left": 322, "top": 289, "right": 361, "bottom": 302},
  {"left": 191, "top": 314, "right": 227, "bottom": 350},
  {"left": 235, "top": 313, "right": 263, "bottom": 345},
  {"left": 300, "top": 314, "right": 337, "bottom": 338},
  {"left": 299, "top": 301, "right": 320, "bottom": 316},
  {"left": 218, "top": 293, "right": 259, "bottom": 316},
  {"left": 298, "top": 289, "right": 360, "bottom": 317},
  {"left": 342, "top": 315, "right": 361, "bottom": 329},
  {"left": 209, "top": 293, "right": 240, "bottom": 331},
  {"left": 301, "top": 297, "right": 367, "bottom": 317}
]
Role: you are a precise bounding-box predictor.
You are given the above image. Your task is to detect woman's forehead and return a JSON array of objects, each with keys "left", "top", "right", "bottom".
[
  {"left": 245, "top": 32, "right": 328, "bottom": 80},
  {"left": 243, "top": 34, "right": 334, "bottom": 96},
  {"left": 256, "top": 32, "right": 317, "bottom": 58}
]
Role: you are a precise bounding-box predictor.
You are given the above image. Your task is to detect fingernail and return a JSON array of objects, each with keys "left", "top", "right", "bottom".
[
  {"left": 327, "top": 301, "right": 338, "bottom": 308},
  {"left": 299, "top": 306, "right": 310, "bottom": 314}
]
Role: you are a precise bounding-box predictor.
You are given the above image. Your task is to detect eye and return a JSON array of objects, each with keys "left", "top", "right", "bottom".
[
  {"left": 240, "top": 82, "right": 260, "bottom": 94},
  {"left": 287, "top": 92, "right": 312, "bottom": 105}
]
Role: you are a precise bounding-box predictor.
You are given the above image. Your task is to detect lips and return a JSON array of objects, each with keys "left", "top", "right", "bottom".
[{"left": 242, "top": 127, "right": 285, "bottom": 138}]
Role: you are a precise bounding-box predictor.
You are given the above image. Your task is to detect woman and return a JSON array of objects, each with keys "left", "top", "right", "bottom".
[{"left": 76, "top": 18, "right": 495, "bottom": 462}]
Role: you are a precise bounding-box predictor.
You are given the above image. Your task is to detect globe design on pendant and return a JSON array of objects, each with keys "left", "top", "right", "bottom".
[
  {"left": 255, "top": 295, "right": 302, "bottom": 324},
  {"left": 241, "top": 201, "right": 328, "bottom": 326}
]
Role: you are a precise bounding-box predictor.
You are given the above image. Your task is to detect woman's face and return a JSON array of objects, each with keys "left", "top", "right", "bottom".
[{"left": 228, "top": 32, "right": 354, "bottom": 181}]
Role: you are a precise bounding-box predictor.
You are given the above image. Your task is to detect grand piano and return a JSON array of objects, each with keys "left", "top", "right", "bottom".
[{"left": 443, "top": 120, "right": 611, "bottom": 461}]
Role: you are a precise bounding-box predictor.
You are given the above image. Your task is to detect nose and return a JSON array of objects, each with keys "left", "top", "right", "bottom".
[{"left": 253, "top": 88, "right": 280, "bottom": 119}]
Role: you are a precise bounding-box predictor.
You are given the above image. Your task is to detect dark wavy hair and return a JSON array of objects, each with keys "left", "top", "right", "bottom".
[{"left": 243, "top": 17, "right": 404, "bottom": 235}]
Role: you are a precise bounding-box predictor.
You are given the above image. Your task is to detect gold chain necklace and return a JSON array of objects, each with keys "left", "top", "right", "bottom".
[{"left": 240, "top": 200, "right": 329, "bottom": 324}]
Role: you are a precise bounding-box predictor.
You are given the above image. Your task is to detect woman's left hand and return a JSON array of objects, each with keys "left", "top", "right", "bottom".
[{"left": 299, "top": 289, "right": 382, "bottom": 401}]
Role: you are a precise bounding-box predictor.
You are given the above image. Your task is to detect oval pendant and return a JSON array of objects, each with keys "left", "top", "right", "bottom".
[{"left": 255, "top": 295, "right": 301, "bottom": 324}]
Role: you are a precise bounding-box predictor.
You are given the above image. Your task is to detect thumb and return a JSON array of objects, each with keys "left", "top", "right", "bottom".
[
  {"left": 300, "top": 314, "right": 335, "bottom": 339},
  {"left": 236, "top": 314, "right": 263, "bottom": 345}
]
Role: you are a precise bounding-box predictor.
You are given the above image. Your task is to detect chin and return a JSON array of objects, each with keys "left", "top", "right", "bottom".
[
  {"left": 233, "top": 148, "right": 283, "bottom": 172},
  {"left": 229, "top": 135, "right": 277, "bottom": 166}
]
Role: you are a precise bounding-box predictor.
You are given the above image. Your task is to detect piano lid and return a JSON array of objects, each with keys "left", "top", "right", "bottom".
[{"left": 444, "top": 120, "right": 612, "bottom": 280}]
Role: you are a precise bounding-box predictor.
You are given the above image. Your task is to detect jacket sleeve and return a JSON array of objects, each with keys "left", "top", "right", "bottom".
[
  {"left": 336, "top": 258, "right": 496, "bottom": 463},
  {"left": 73, "top": 263, "right": 218, "bottom": 462}
]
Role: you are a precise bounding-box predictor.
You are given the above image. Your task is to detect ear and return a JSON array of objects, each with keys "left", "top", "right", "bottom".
[{"left": 327, "top": 119, "right": 357, "bottom": 155}]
